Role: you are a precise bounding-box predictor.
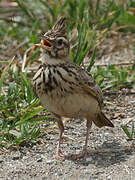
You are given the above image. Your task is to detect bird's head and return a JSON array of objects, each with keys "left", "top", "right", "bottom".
[{"left": 40, "top": 17, "right": 70, "bottom": 60}]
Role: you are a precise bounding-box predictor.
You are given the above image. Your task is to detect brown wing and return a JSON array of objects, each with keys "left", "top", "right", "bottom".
[
  {"left": 77, "top": 68, "right": 103, "bottom": 106},
  {"left": 59, "top": 62, "right": 103, "bottom": 106}
]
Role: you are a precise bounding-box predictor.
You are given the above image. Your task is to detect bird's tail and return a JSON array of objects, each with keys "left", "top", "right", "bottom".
[{"left": 93, "top": 111, "right": 114, "bottom": 128}]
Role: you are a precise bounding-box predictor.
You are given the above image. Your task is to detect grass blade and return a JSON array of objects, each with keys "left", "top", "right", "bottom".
[
  {"left": 0, "top": 56, "right": 15, "bottom": 94},
  {"left": 87, "top": 47, "right": 97, "bottom": 72}
]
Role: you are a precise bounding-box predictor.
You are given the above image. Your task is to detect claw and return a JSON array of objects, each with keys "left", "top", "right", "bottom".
[
  {"left": 71, "top": 148, "right": 89, "bottom": 160},
  {"left": 56, "top": 150, "right": 67, "bottom": 159}
]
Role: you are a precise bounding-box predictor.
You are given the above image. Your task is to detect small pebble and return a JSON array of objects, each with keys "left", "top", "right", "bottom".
[
  {"left": 37, "top": 158, "right": 43, "bottom": 162},
  {"left": 0, "top": 157, "right": 4, "bottom": 163},
  {"left": 12, "top": 151, "right": 21, "bottom": 160},
  {"left": 46, "top": 160, "right": 54, "bottom": 164},
  {"left": 23, "top": 156, "right": 29, "bottom": 160},
  {"left": 86, "top": 157, "right": 92, "bottom": 162}
]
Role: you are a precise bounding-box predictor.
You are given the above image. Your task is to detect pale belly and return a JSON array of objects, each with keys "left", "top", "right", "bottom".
[{"left": 40, "top": 92, "right": 99, "bottom": 119}]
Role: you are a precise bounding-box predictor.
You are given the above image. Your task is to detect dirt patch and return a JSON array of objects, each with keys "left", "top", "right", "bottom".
[
  {"left": 85, "top": 32, "right": 135, "bottom": 68},
  {"left": 0, "top": 93, "right": 135, "bottom": 180}
]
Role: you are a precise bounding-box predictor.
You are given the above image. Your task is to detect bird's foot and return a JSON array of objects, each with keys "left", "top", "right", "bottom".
[
  {"left": 71, "top": 148, "right": 89, "bottom": 160},
  {"left": 56, "top": 150, "right": 67, "bottom": 159}
]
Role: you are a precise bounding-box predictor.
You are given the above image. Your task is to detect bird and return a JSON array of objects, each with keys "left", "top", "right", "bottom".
[{"left": 33, "top": 17, "right": 114, "bottom": 159}]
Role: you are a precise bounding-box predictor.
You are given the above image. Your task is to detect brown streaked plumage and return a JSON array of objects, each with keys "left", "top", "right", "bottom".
[{"left": 33, "top": 17, "right": 114, "bottom": 159}]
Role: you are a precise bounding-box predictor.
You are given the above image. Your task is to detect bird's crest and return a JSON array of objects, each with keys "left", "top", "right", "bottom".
[{"left": 46, "top": 17, "right": 67, "bottom": 38}]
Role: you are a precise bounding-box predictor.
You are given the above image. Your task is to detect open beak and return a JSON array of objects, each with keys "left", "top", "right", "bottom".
[{"left": 40, "top": 35, "right": 52, "bottom": 51}]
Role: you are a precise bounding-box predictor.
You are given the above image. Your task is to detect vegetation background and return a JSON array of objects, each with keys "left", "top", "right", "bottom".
[{"left": 0, "top": 0, "right": 135, "bottom": 149}]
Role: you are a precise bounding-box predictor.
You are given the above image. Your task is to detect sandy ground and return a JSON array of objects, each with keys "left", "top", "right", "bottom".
[{"left": 0, "top": 93, "right": 135, "bottom": 180}]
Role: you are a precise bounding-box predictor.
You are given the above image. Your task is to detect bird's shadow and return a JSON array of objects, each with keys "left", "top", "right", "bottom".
[{"left": 66, "top": 140, "right": 134, "bottom": 167}]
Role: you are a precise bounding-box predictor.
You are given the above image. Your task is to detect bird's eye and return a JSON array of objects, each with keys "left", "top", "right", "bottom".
[{"left": 57, "top": 39, "right": 63, "bottom": 46}]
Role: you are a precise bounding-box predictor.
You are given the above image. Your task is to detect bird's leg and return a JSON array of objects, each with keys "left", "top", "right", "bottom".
[
  {"left": 72, "top": 120, "right": 92, "bottom": 160},
  {"left": 55, "top": 115, "right": 65, "bottom": 158},
  {"left": 83, "top": 120, "right": 92, "bottom": 155}
]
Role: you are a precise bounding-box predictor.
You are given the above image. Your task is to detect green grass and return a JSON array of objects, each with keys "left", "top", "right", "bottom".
[
  {"left": 0, "top": 0, "right": 135, "bottom": 147},
  {"left": 121, "top": 123, "right": 135, "bottom": 140},
  {"left": 93, "top": 64, "right": 135, "bottom": 91},
  {"left": 0, "top": 59, "right": 50, "bottom": 148}
]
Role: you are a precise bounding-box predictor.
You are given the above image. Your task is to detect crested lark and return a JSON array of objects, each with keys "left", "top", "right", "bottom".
[{"left": 33, "top": 17, "right": 114, "bottom": 159}]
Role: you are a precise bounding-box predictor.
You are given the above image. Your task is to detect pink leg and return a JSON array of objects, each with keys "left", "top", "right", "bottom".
[
  {"left": 83, "top": 120, "right": 92, "bottom": 154},
  {"left": 72, "top": 120, "right": 92, "bottom": 160},
  {"left": 55, "top": 115, "right": 65, "bottom": 158}
]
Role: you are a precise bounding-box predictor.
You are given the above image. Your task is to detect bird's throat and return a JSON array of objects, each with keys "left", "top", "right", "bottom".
[{"left": 41, "top": 51, "right": 68, "bottom": 65}]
